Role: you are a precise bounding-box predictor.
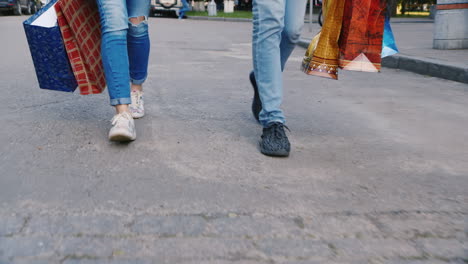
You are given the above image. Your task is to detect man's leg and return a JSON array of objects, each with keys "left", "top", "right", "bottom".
[
  {"left": 281, "top": 0, "right": 308, "bottom": 71},
  {"left": 252, "top": 0, "right": 292, "bottom": 157},
  {"left": 252, "top": 0, "right": 285, "bottom": 127}
]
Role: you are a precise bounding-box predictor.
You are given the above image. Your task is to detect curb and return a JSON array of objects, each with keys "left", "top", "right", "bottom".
[
  {"left": 381, "top": 54, "right": 468, "bottom": 84},
  {"left": 298, "top": 39, "right": 468, "bottom": 84}
]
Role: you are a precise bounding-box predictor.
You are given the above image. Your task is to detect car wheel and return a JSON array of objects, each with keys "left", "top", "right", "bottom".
[
  {"left": 13, "top": 1, "right": 22, "bottom": 15},
  {"left": 24, "top": 0, "right": 32, "bottom": 15}
]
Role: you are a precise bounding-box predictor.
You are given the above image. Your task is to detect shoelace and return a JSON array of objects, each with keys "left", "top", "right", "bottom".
[
  {"left": 265, "top": 123, "right": 290, "bottom": 139},
  {"left": 275, "top": 123, "right": 289, "bottom": 139},
  {"left": 111, "top": 112, "right": 130, "bottom": 126}
]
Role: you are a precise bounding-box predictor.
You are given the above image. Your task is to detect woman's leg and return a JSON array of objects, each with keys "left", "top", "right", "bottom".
[
  {"left": 126, "top": 0, "right": 150, "bottom": 119},
  {"left": 96, "top": 0, "right": 130, "bottom": 111},
  {"left": 97, "top": 0, "right": 136, "bottom": 141},
  {"left": 127, "top": 0, "right": 150, "bottom": 92}
]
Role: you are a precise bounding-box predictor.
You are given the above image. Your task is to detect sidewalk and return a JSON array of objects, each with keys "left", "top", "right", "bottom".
[
  {"left": 188, "top": 15, "right": 468, "bottom": 83},
  {"left": 300, "top": 19, "right": 468, "bottom": 84}
]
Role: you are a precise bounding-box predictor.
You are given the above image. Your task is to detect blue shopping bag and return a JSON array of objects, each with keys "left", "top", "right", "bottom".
[
  {"left": 23, "top": 0, "right": 77, "bottom": 92},
  {"left": 381, "top": 16, "right": 399, "bottom": 58}
]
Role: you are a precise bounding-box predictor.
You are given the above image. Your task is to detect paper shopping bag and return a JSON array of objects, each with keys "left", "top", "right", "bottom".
[
  {"left": 23, "top": 0, "right": 77, "bottom": 92},
  {"left": 381, "top": 15, "right": 399, "bottom": 58},
  {"left": 302, "top": 0, "right": 346, "bottom": 80},
  {"left": 55, "top": 0, "right": 106, "bottom": 95},
  {"left": 338, "top": 0, "right": 387, "bottom": 72}
]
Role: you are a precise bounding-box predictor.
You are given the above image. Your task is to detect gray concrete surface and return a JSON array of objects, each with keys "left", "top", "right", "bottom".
[
  {"left": 433, "top": 0, "right": 468, "bottom": 49},
  {"left": 300, "top": 20, "right": 468, "bottom": 84},
  {"left": 0, "top": 16, "right": 467, "bottom": 264}
]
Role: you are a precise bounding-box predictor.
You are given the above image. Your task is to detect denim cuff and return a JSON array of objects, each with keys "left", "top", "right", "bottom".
[
  {"left": 110, "top": 97, "right": 131, "bottom": 106},
  {"left": 131, "top": 75, "right": 147, "bottom": 85},
  {"left": 262, "top": 119, "right": 285, "bottom": 128}
]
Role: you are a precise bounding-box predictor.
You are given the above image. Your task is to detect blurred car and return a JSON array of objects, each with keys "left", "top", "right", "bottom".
[
  {"left": 0, "top": 0, "right": 41, "bottom": 15},
  {"left": 151, "top": 0, "right": 184, "bottom": 17}
]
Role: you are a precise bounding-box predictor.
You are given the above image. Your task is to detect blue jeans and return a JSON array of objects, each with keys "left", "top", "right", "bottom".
[
  {"left": 96, "top": 0, "right": 150, "bottom": 106},
  {"left": 252, "top": 0, "right": 307, "bottom": 127},
  {"left": 179, "top": 0, "right": 190, "bottom": 18}
]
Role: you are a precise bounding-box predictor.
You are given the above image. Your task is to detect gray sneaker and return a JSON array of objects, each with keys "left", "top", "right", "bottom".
[
  {"left": 108, "top": 112, "right": 136, "bottom": 142},
  {"left": 260, "top": 122, "right": 290, "bottom": 157}
]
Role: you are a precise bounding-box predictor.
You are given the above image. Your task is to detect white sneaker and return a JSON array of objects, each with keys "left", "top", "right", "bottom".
[
  {"left": 108, "top": 112, "right": 136, "bottom": 142},
  {"left": 129, "top": 90, "right": 145, "bottom": 119}
]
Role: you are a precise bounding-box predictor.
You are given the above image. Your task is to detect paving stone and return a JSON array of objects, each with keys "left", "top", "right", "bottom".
[
  {"left": 131, "top": 238, "right": 259, "bottom": 260},
  {"left": 371, "top": 212, "right": 466, "bottom": 240},
  {"left": 25, "top": 214, "right": 131, "bottom": 236},
  {"left": 63, "top": 259, "right": 266, "bottom": 264},
  {"left": 399, "top": 56, "right": 428, "bottom": 75},
  {"left": 131, "top": 215, "right": 206, "bottom": 237},
  {"left": 55, "top": 237, "right": 117, "bottom": 258},
  {"left": 330, "top": 238, "right": 422, "bottom": 260},
  {"left": 0, "top": 215, "right": 25, "bottom": 237},
  {"left": 255, "top": 239, "right": 331, "bottom": 259},
  {"left": 420, "top": 238, "right": 467, "bottom": 261},
  {"left": 180, "top": 261, "right": 269, "bottom": 264},
  {"left": 385, "top": 260, "right": 460, "bottom": 264},
  {"left": 0, "top": 237, "right": 56, "bottom": 259},
  {"left": 206, "top": 216, "right": 303, "bottom": 238},
  {"left": 9, "top": 257, "right": 60, "bottom": 264},
  {"left": 63, "top": 259, "right": 153, "bottom": 264},
  {"left": 381, "top": 56, "right": 399, "bottom": 69},
  {"left": 303, "top": 215, "right": 381, "bottom": 239},
  {"left": 58, "top": 237, "right": 260, "bottom": 262},
  {"left": 281, "top": 262, "right": 363, "bottom": 264},
  {"left": 432, "top": 64, "right": 463, "bottom": 83},
  {"left": 280, "top": 261, "right": 324, "bottom": 264},
  {"left": 460, "top": 68, "right": 468, "bottom": 83}
]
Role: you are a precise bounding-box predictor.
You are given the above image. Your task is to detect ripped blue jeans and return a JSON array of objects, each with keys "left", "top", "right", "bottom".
[{"left": 96, "top": 0, "right": 150, "bottom": 106}]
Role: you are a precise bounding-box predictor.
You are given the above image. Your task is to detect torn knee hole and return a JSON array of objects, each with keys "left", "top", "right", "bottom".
[{"left": 129, "top": 16, "right": 146, "bottom": 26}]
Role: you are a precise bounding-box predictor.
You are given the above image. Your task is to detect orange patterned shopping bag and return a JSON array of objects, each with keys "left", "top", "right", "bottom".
[
  {"left": 338, "top": 0, "right": 387, "bottom": 72},
  {"left": 55, "top": 0, "right": 106, "bottom": 95}
]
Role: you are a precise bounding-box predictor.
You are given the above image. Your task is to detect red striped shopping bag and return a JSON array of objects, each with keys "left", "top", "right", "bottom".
[{"left": 55, "top": 0, "right": 106, "bottom": 95}]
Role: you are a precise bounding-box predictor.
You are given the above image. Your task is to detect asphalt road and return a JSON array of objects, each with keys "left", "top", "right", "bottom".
[{"left": 0, "top": 16, "right": 467, "bottom": 264}]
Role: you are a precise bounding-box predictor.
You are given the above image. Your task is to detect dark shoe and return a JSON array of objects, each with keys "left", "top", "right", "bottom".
[
  {"left": 260, "top": 122, "right": 291, "bottom": 157},
  {"left": 250, "top": 71, "right": 262, "bottom": 122}
]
